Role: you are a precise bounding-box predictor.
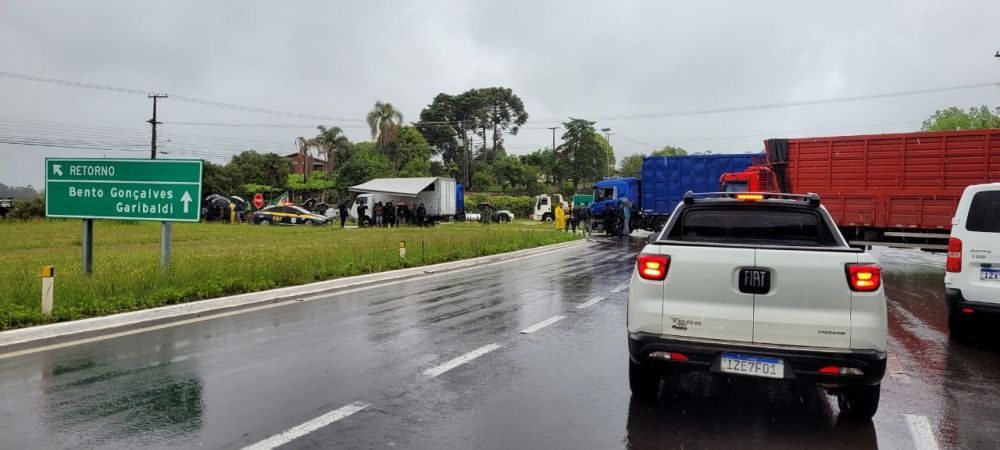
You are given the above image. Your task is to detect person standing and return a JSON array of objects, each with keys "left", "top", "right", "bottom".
[
  {"left": 602, "top": 202, "right": 614, "bottom": 236},
  {"left": 570, "top": 205, "right": 579, "bottom": 234},
  {"left": 581, "top": 202, "right": 592, "bottom": 237},
  {"left": 554, "top": 203, "right": 566, "bottom": 232},
  {"left": 385, "top": 201, "right": 395, "bottom": 228},
  {"left": 338, "top": 202, "right": 349, "bottom": 228},
  {"left": 416, "top": 203, "right": 427, "bottom": 226},
  {"left": 357, "top": 202, "right": 368, "bottom": 228},
  {"left": 622, "top": 201, "right": 631, "bottom": 236},
  {"left": 374, "top": 202, "right": 384, "bottom": 227}
]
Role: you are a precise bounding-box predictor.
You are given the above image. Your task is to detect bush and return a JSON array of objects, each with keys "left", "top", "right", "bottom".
[
  {"left": 464, "top": 194, "right": 535, "bottom": 218},
  {"left": 9, "top": 196, "right": 45, "bottom": 220}
]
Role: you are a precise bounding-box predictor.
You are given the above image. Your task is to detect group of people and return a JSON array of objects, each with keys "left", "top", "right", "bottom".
[
  {"left": 350, "top": 201, "right": 427, "bottom": 228},
  {"left": 552, "top": 199, "right": 631, "bottom": 237}
]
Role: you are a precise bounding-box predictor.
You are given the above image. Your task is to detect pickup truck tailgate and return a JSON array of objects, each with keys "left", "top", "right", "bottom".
[
  {"left": 661, "top": 246, "right": 755, "bottom": 342},
  {"left": 753, "top": 249, "right": 856, "bottom": 348}
]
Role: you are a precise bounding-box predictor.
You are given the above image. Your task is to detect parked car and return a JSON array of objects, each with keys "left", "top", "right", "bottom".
[
  {"left": 250, "top": 205, "right": 329, "bottom": 226},
  {"left": 945, "top": 182, "right": 1000, "bottom": 341},
  {"left": 628, "top": 191, "right": 887, "bottom": 419}
]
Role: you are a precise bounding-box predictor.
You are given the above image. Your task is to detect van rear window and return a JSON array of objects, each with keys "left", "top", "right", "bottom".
[
  {"left": 967, "top": 191, "right": 1000, "bottom": 233},
  {"left": 666, "top": 206, "right": 839, "bottom": 246}
]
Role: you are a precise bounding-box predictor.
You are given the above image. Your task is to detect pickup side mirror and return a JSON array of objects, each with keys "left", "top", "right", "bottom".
[{"left": 646, "top": 233, "right": 658, "bottom": 245}]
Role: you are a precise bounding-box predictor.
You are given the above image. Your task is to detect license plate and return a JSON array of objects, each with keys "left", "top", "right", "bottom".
[
  {"left": 982, "top": 268, "right": 1000, "bottom": 281},
  {"left": 720, "top": 352, "right": 784, "bottom": 379}
]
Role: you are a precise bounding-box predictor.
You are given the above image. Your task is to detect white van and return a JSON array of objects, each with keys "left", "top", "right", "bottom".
[{"left": 945, "top": 182, "right": 1000, "bottom": 340}]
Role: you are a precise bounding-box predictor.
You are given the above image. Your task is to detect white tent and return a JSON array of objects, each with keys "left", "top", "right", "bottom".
[{"left": 348, "top": 177, "right": 439, "bottom": 196}]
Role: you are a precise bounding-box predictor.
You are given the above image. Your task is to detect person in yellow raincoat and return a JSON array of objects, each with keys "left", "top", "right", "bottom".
[{"left": 554, "top": 203, "right": 566, "bottom": 231}]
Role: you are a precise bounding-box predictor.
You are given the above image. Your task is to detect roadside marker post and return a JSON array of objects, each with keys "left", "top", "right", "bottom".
[
  {"left": 40, "top": 266, "right": 54, "bottom": 315},
  {"left": 399, "top": 240, "right": 406, "bottom": 260}
]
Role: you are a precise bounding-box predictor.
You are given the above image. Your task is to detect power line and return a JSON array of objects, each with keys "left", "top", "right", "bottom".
[{"left": 527, "top": 82, "right": 1000, "bottom": 123}]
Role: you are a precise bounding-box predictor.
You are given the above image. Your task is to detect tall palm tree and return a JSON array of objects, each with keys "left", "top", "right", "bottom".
[
  {"left": 366, "top": 101, "right": 404, "bottom": 170},
  {"left": 315, "top": 125, "right": 351, "bottom": 176},
  {"left": 294, "top": 136, "right": 318, "bottom": 177}
]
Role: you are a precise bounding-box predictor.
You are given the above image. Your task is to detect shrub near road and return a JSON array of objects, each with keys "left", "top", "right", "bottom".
[{"left": 0, "top": 220, "right": 578, "bottom": 330}]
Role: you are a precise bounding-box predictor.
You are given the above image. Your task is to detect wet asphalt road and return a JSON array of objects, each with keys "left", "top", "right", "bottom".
[{"left": 1, "top": 236, "right": 999, "bottom": 449}]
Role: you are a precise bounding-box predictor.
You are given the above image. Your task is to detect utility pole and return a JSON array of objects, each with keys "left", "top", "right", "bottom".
[
  {"left": 601, "top": 127, "right": 612, "bottom": 177},
  {"left": 547, "top": 126, "right": 558, "bottom": 152},
  {"left": 148, "top": 94, "right": 167, "bottom": 159}
]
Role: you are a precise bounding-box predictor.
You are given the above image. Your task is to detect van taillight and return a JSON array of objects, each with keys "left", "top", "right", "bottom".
[
  {"left": 846, "top": 264, "right": 881, "bottom": 292},
  {"left": 637, "top": 254, "right": 669, "bottom": 280},
  {"left": 947, "top": 237, "right": 962, "bottom": 273}
]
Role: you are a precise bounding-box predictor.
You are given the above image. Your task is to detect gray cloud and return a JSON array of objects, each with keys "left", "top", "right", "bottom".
[{"left": 2, "top": 0, "right": 999, "bottom": 187}]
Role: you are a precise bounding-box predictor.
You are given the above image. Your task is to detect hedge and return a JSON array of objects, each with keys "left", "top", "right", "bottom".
[{"left": 464, "top": 194, "right": 535, "bottom": 218}]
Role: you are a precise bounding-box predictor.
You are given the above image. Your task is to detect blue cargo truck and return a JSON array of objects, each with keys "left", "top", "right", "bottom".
[{"left": 589, "top": 153, "right": 759, "bottom": 231}]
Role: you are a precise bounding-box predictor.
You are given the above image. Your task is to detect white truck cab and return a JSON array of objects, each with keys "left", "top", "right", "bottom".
[
  {"left": 944, "top": 182, "right": 1000, "bottom": 341},
  {"left": 628, "top": 192, "right": 887, "bottom": 420},
  {"left": 531, "top": 194, "right": 567, "bottom": 222}
]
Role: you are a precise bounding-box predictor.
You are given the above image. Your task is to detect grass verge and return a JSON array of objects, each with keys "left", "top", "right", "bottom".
[{"left": 0, "top": 220, "right": 579, "bottom": 330}]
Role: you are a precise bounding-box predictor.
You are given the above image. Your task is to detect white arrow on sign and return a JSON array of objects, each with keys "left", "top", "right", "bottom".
[
  {"left": 53, "top": 164, "right": 63, "bottom": 176},
  {"left": 181, "top": 191, "right": 192, "bottom": 214}
]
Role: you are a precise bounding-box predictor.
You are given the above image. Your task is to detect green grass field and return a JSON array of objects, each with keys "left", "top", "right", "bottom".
[{"left": 0, "top": 219, "right": 578, "bottom": 330}]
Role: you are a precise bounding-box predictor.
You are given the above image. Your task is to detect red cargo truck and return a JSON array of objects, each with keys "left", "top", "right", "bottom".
[{"left": 720, "top": 129, "right": 1000, "bottom": 249}]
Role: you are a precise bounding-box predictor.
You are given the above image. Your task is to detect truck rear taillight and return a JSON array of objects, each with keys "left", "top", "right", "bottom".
[
  {"left": 946, "top": 237, "right": 962, "bottom": 273},
  {"left": 637, "top": 254, "right": 669, "bottom": 280},
  {"left": 845, "top": 264, "right": 881, "bottom": 292}
]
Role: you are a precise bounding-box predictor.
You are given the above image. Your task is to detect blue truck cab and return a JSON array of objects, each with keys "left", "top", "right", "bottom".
[{"left": 590, "top": 177, "right": 640, "bottom": 228}]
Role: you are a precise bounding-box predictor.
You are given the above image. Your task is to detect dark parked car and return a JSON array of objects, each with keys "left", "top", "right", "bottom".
[{"left": 250, "top": 205, "right": 329, "bottom": 226}]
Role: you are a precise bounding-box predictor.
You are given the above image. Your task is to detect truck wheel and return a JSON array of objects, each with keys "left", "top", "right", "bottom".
[
  {"left": 542, "top": 214, "right": 554, "bottom": 223},
  {"left": 837, "top": 384, "right": 880, "bottom": 420},
  {"left": 629, "top": 358, "right": 659, "bottom": 399},
  {"left": 948, "top": 312, "right": 973, "bottom": 343}
]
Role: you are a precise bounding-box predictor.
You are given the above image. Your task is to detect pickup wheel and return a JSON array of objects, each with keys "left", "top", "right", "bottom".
[
  {"left": 837, "top": 384, "right": 880, "bottom": 420},
  {"left": 948, "top": 312, "right": 973, "bottom": 343},
  {"left": 629, "top": 358, "right": 659, "bottom": 399}
]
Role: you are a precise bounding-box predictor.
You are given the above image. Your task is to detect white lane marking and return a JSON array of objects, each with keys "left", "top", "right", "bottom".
[
  {"left": 242, "top": 401, "right": 370, "bottom": 450},
  {"left": 423, "top": 343, "right": 502, "bottom": 378},
  {"left": 609, "top": 283, "right": 628, "bottom": 293},
  {"left": 904, "top": 414, "right": 940, "bottom": 450},
  {"left": 519, "top": 315, "right": 566, "bottom": 334},
  {"left": 576, "top": 296, "right": 606, "bottom": 309}
]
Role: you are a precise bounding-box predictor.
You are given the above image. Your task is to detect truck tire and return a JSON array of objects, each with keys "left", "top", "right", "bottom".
[
  {"left": 542, "top": 213, "right": 554, "bottom": 223},
  {"left": 837, "top": 384, "right": 880, "bottom": 420},
  {"left": 629, "top": 358, "right": 659, "bottom": 399}
]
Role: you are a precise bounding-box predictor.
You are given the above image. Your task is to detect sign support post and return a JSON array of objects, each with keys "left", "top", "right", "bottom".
[
  {"left": 82, "top": 219, "right": 93, "bottom": 275},
  {"left": 161, "top": 221, "right": 172, "bottom": 270}
]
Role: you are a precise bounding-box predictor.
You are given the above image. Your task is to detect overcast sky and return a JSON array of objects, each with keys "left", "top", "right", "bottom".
[{"left": 2, "top": 0, "right": 999, "bottom": 188}]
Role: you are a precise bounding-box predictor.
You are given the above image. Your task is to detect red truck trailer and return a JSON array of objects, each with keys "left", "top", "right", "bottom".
[{"left": 720, "top": 129, "right": 1000, "bottom": 249}]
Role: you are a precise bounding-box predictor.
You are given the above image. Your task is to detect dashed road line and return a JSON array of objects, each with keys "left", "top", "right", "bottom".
[
  {"left": 423, "top": 343, "right": 502, "bottom": 378},
  {"left": 242, "top": 401, "right": 371, "bottom": 450},
  {"left": 904, "top": 414, "right": 940, "bottom": 450},
  {"left": 576, "top": 296, "right": 606, "bottom": 309},
  {"left": 519, "top": 315, "right": 566, "bottom": 334},
  {"left": 609, "top": 283, "right": 628, "bottom": 293}
]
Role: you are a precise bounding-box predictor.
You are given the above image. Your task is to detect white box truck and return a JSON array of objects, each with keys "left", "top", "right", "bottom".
[{"left": 348, "top": 177, "right": 458, "bottom": 225}]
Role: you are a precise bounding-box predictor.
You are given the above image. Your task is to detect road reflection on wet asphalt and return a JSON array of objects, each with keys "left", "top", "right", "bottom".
[{"left": 0, "top": 236, "right": 997, "bottom": 449}]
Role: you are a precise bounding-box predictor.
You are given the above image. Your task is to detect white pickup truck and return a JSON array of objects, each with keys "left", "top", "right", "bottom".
[{"left": 627, "top": 192, "right": 887, "bottom": 419}]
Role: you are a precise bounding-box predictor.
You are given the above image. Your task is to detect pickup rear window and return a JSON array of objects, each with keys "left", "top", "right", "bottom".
[
  {"left": 966, "top": 191, "right": 1000, "bottom": 233},
  {"left": 665, "top": 205, "right": 840, "bottom": 246}
]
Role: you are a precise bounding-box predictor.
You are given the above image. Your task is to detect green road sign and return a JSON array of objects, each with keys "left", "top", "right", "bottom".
[{"left": 45, "top": 158, "right": 203, "bottom": 222}]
